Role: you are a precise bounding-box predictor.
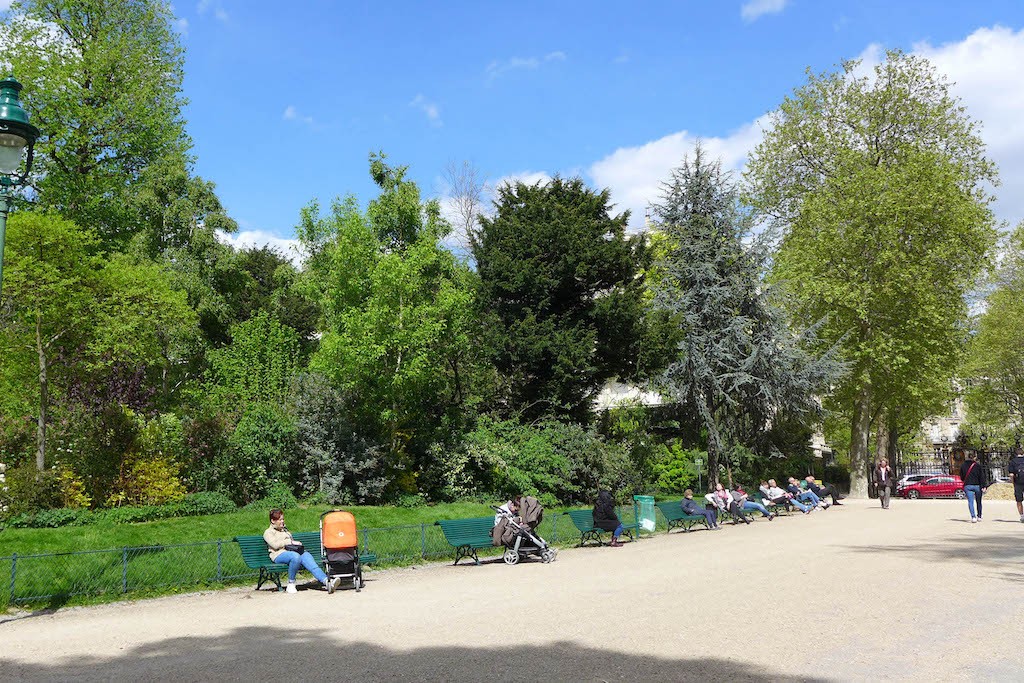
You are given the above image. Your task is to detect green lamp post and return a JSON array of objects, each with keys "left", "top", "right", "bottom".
[{"left": 0, "top": 76, "right": 40, "bottom": 296}]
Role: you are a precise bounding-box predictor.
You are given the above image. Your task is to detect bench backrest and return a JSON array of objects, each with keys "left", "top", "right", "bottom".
[
  {"left": 234, "top": 531, "right": 325, "bottom": 568},
  {"left": 435, "top": 517, "right": 493, "bottom": 544},
  {"left": 656, "top": 500, "right": 700, "bottom": 520},
  {"left": 564, "top": 509, "right": 597, "bottom": 531}
]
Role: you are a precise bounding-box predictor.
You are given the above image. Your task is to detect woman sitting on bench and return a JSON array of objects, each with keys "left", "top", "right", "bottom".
[
  {"left": 264, "top": 508, "right": 338, "bottom": 594},
  {"left": 593, "top": 490, "right": 625, "bottom": 547}
]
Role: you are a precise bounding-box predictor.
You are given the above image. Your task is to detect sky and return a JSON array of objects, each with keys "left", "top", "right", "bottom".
[{"left": 156, "top": 1, "right": 1024, "bottom": 256}]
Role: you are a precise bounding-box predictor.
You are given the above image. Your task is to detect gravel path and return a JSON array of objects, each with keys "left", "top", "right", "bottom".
[{"left": 2, "top": 498, "right": 1022, "bottom": 682}]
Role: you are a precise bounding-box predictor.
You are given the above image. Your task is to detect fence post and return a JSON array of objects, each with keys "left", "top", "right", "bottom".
[
  {"left": 9, "top": 553, "right": 16, "bottom": 605},
  {"left": 551, "top": 514, "right": 558, "bottom": 543},
  {"left": 122, "top": 547, "right": 129, "bottom": 594},
  {"left": 216, "top": 540, "right": 223, "bottom": 582},
  {"left": 420, "top": 524, "right": 427, "bottom": 559}
]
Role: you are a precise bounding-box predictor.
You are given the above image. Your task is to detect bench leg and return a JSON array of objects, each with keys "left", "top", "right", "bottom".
[
  {"left": 580, "top": 530, "right": 600, "bottom": 547},
  {"left": 454, "top": 545, "right": 480, "bottom": 566}
]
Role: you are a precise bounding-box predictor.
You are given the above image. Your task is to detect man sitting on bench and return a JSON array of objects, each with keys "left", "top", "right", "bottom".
[
  {"left": 805, "top": 475, "right": 843, "bottom": 505},
  {"left": 764, "top": 479, "right": 811, "bottom": 514},
  {"left": 788, "top": 477, "right": 828, "bottom": 509},
  {"left": 682, "top": 489, "right": 720, "bottom": 530}
]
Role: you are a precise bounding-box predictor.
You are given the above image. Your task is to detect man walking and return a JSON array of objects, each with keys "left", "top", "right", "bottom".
[
  {"left": 874, "top": 459, "right": 894, "bottom": 509},
  {"left": 1008, "top": 448, "right": 1024, "bottom": 523}
]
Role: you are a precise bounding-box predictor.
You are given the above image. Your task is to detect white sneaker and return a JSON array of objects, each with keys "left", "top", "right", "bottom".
[
  {"left": 1019, "top": 514, "right": 1024, "bottom": 523},
  {"left": 327, "top": 577, "right": 341, "bottom": 594},
  {"left": 970, "top": 517, "right": 977, "bottom": 524},
  {"left": 285, "top": 583, "right": 297, "bottom": 593}
]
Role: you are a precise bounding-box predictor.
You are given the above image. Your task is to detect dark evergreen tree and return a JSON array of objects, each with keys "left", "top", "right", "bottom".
[
  {"left": 474, "top": 177, "right": 647, "bottom": 423},
  {"left": 651, "top": 145, "right": 841, "bottom": 489}
]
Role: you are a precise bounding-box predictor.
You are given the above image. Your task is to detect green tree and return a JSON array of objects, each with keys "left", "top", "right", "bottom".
[
  {"left": 651, "top": 146, "right": 839, "bottom": 490},
  {"left": 299, "top": 154, "right": 480, "bottom": 485},
  {"left": 965, "top": 223, "right": 1024, "bottom": 437},
  {"left": 206, "top": 311, "right": 302, "bottom": 409},
  {"left": 746, "top": 51, "right": 998, "bottom": 496},
  {"left": 473, "top": 177, "right": 647, "bottom": 423},
  {"left": 1, "top": 0, "right": 191, "bottom": 244}
]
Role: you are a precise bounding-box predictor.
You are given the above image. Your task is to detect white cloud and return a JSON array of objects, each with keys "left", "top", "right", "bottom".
[
  {"left": 485, "top": 51, "right": 566, "bottom": 82},
  {"left": 0, "top": 0, "right": 15, "bottom": 10},
  {"left": 216, "top": 229, "right": 303, "bottom": 265},
  {"left": 282, "top": 104, "right": 314, "bottom": 126},
  {"left": 174, "top": 18, "right": 189, "bottom": 36},
  {"left": 741, "top": 0, "right": 789, "bottom": 23},
  {"left": 196, "top": 0, "right": 228, "bottom": 23},
  {"left": 588, "top": 25, "right": 1024, "bottom": 232},
  {"left": 588, "top": 118, "right": 768, "bottom": 228},
  {"left": 409, "top": 94, "right": 442, "bottom": 127}
]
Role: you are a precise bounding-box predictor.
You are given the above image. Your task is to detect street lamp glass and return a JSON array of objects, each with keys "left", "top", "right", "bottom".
[{"left": 0, "top": 132, "right": 27, "bottom": 174}]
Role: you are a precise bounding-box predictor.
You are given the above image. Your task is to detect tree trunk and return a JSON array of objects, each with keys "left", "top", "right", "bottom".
[
  {"left": 35, "top": 312, "right": 48, "bottom": 472},
  {"left": 848, "top": 380, "right": 872, "bottom": 498},
  {"left": 875, "top": 412, "right": 890, "bottom": 465}
]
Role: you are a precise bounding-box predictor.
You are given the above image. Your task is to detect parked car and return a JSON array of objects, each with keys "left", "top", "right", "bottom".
[
  {"left": 895, "top": 473, "right": 944, "bottom": 492},
  {"left": 900, "top": 475, "right": 965, "bottom": 499}
]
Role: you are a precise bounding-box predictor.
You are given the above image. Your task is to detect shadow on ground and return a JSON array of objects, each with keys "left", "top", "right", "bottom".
[
  {"left": 838, "top": 533, "right": 1024, "bottom": 574},
  {"left": 1, "top": 626, "right": 823, "bottom": 682}
]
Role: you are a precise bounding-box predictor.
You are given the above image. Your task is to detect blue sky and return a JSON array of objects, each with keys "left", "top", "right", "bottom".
[{"left": 171, "top": 1, "right": 1024, "bottom": 254}]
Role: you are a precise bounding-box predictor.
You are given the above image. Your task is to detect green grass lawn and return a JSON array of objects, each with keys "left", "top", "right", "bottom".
[{"left": 0, "top": 501, "right": 502, "bottom": 556}]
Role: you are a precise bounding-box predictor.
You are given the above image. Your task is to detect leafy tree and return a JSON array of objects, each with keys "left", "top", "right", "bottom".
[
  {"left": 965, "top": 223, "right": 1024, "bottom": 438},
  {"left": 299, "top": 154, "right": 481, "bottom": 480},
  {"left": 0, "top": 212, "right": 195, "bottom": 470},
  {"left": 206, "top": 310, "right": 302, "bottom": 409},
  {"left": 1, "top": 0, "right": 190, "bottom": 244},
  {"left": 746, "top": 51, "right": 998, "bottom": 496},
  {"left": 651, "top": 146, "right": 840, "bottom": 490},
  {"left": 473, "top": 177, "right": 647, "bottom": 423}
]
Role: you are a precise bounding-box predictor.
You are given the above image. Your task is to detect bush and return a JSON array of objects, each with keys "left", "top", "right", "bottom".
[
  {"left": 823, "top": 464, "right": 851, "bottom": 493},
  {"left": 243, "top": 482, "right": 298, "bottom": 512},
  {"left": 221, "top": 403, "right": 298, "bottom": 504},
  {"left": 30, "top": 507, "right": 93, "bottom": 528},
  {"left": 0, "top": 465, "right": 63, "bottom": 517},
  {"left": 652, "top": 443, "right": 702, "bottom": 494},
  {"left": 94, "top": 505, "right": 167, "bottom": 525},
  {"left": 174, "top": 491, "right": 237, "bottom": 516}
]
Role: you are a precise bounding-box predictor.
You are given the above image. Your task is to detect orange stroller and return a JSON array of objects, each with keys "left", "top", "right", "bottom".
[{"left": 320, "top": 510, "right": 365, "bottom": 592}]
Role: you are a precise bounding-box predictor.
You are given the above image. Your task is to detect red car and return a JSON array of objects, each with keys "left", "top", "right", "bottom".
[{"left": 900, "top": 475, "right": 965, "bottom": 499}]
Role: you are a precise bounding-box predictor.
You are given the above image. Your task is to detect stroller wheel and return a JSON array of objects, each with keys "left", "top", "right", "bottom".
[
  {"left": 541, "top": 548, "right": 556, "bottom": 564},
  {"left": 503, "top": 549, "right": 520, "bottom": 565}
]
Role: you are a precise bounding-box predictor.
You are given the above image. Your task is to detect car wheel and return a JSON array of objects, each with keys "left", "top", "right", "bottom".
[
  {"left": 954, "top": 489, "right": 966, "bottom": 499},
  {"left": 908, "top": 490, "right": 920, "bottom": 499}
]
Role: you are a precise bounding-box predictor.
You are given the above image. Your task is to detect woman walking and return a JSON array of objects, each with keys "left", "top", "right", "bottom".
[{"left": 959, "top": 452, "right": 989, "bottom": 523}]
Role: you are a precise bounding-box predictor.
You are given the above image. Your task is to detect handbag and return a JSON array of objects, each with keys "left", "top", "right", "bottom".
[{"left": 284, "top": 543, "right": 304, "bottom": 553}]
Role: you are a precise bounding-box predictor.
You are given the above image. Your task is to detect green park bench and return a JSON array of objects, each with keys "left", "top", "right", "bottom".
[
  {"left": 655, "top": 500, "right": 715, "bottom": 532},
  {"left": 434, "top": 517, "right": 496, "bottom": 565},
  {"left": 233, "top": 531, "right": 377, "bottom": 591},
  {"left": 562, "top": 509, "right": 637, "bottom": 546},
  {"left": 754, "top": 491, "right": 790, "bottom": 516}
]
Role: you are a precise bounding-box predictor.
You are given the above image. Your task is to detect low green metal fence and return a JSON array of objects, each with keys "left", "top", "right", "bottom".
[{"left": 0, "top": 503, "right": 661, "bottom": 609}]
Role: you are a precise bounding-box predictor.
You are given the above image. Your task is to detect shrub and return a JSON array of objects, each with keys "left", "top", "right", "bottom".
[
  {"left": 122, "top": 456, "right": 187, "bottom": 506},
  {"left": 243, "top": 482, "right": 298, "bottom": 512},
  {"left": 175, "top": 491, "right": 237, "bottom": 516},
  {"left": 652, "top": 443, "right": 702, "bottom": 494},
  {"left": 0, "top": 465, "right": 63, "bottom": 517},
  {"left": 28, "top": 507, "right": 92, "bottom": 528},
  {"left": 222, "top": 403, "right": 298, "bottom": 504},
  {"left": 94, "top": 505, "right": 167, "bottom": 525}
]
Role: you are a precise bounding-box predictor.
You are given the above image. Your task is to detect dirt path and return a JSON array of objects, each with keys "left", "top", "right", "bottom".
[{"left": 3, "top": 498, "right": 1022, "bottom": 681}]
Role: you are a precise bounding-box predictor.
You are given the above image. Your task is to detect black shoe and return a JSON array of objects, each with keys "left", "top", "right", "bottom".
[{"left": 832, "top": 502, "right": 843, "bottom": 506}]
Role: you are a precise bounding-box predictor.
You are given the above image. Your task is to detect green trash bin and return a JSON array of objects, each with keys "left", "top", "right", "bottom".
[{"left": 633, "top": 495, "right": 656, "bottom": 532}]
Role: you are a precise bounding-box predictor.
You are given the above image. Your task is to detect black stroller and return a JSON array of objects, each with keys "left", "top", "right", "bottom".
[{"left": 491, "top": 496, "right": 557, "bottom": 565}]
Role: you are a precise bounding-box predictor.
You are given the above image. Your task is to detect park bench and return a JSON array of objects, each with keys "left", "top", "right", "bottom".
[
  {"left": 655, "top": 500, "right": 714, "bottom": 532},
  {"left": 434, "top": 517, "right": 496, "bottom": 565},
  {"left": 233, "top": 531, "right": 377, "bottom": 591},
  {"left": 754, "top": 491, "right": 790, "bottom": 516},
  {"left": 562, "top": 509, "right": 637, "bottom": 546}
]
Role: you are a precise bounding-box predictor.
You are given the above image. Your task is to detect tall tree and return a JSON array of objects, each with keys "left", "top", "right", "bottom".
[
  {"left": 746, "top": 51, "right": 998, "bottom": 497},
  {"left": 473, "top": 177, "right": 647, "bottom": 423},
  {"left": 651, "top": 146, "right": 839, "bottom": 489},
  {"left": 1, "top": 0, "right": 190, "bottom": 244},
  {"left": 299, "top": 154, "right": 480, "bottom": 481},
  {"left": 965, "top": 223, "right": 1024, "bottom": 438}
]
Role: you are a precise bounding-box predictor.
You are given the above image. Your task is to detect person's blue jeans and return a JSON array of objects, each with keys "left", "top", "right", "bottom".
[
  {"left": 965, "top": 485, "right": 983, "bottom": 519},
  {"left": 274, "top": 550, "right": 328, "bottom": 584},
  {"left": 743, "top": 501, "right": 771, "bottom": 517},
  {"left": 798, "top": 491, "right": 822, "bottom": 506},
  {"left": 612, "top": 522, "right": 624, "bottom": 539},
  {"left": 784, "top": 497, "right": 810, "bottom": 512}
]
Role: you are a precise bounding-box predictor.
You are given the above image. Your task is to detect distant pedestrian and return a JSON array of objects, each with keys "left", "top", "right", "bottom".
[
  {"left": 874, "top": 459, "right": 894, "bottom": 509},
  {"left": 1009, "top": 448, "right": 1024, "bottom": 523},
  {"left": 959, "top": 452, "right": 988, "bottom": 523}
]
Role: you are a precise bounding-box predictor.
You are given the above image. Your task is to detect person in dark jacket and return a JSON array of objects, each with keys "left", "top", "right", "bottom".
[
  {"left": 681, "top": 489, "right": 720, "bottom": 530},
  {"left": 959, "top": 452, "right": 988, "bottom": 523},
  {"left": 1009, "top": 448, "right": 1024, "bottom": 523},
  {"left": 874, "top": 460, "right": 894, "bottom": 509},
  {"left": 593, "top": 490, "right": 625, "bottom": 547},
  {"left": 804, "top": 476, "right": 843, "bottom": 505}
]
